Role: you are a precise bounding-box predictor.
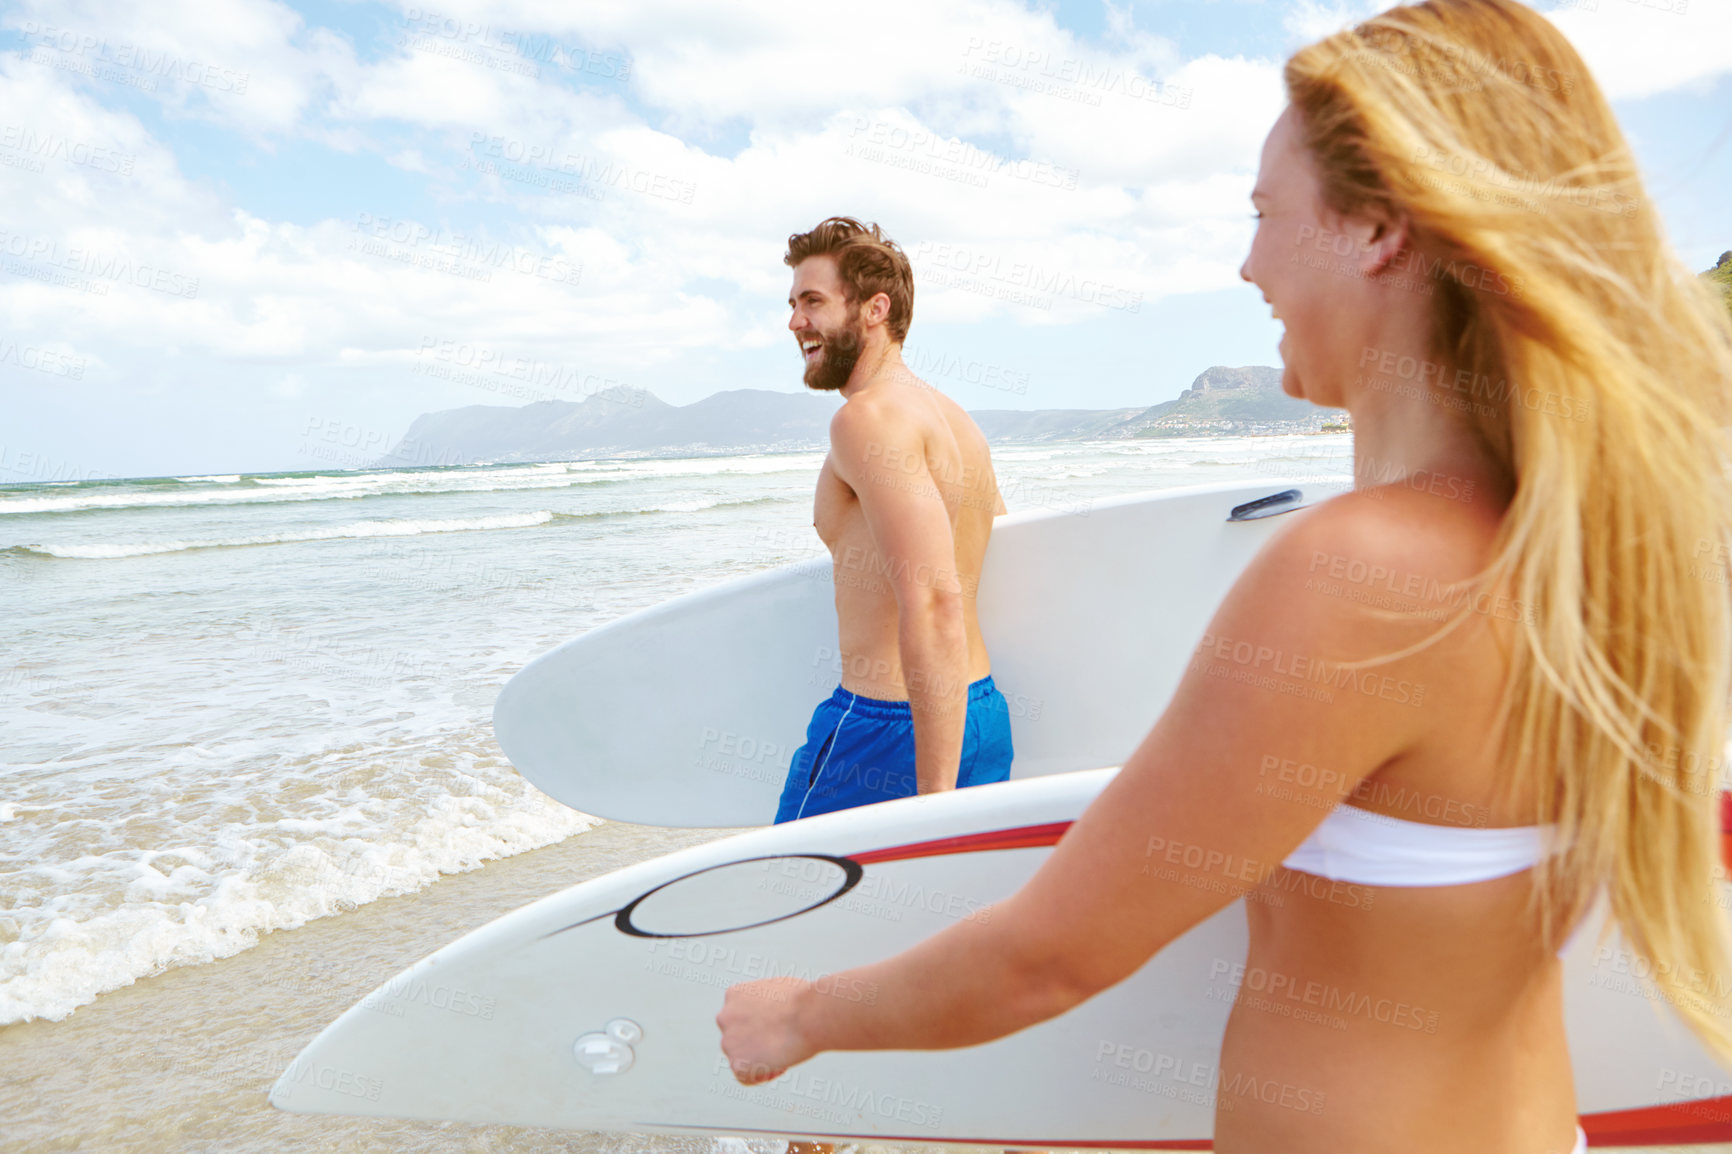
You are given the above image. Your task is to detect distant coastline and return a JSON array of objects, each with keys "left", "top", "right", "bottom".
[{"left": 376, "top": 364, "right": 1349, "bottom": 468}]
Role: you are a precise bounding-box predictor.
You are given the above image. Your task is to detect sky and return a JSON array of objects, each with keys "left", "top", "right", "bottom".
[{"left": 0, "top": 0, "right": 1728, "bottom": 480}]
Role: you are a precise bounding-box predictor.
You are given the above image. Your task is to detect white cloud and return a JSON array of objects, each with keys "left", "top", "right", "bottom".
[
  {"left": 1542, "top": 0, "right": 1732, "bottom": 102},
  {"left": 4, "top": 0, "right": 352, "bottom": 135},
  {"left": 1281, "top": 0, "right": 1384, "bottom": 44},
  {"left": 1269, "top": 1, "right": 1730, "bottom": 105},
  {"left": 422, "top": 0, "right": 1053, "bottom": 129},
  {"left": 1, "top": 0, "right": 1721, "bottom": 475}
]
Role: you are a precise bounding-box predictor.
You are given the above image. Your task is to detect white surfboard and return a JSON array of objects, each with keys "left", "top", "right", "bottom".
[
  {"left": 271, "top": 767, "right": 1732, "bottom": 1146},
  {"left": 494, "top": 479, "right": 1335, "bottom": 828}
]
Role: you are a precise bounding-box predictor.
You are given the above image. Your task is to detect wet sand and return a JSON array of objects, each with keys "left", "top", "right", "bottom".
[
  {"left": 0, "top": 818, "right": 1713, "bottom": 1153},
  {"left": 0, "top": 821, "right": 750, "bottom": 1153}
]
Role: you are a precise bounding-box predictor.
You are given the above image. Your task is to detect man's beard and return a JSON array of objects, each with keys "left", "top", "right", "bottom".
[{"left": 802, "top": 308, "right": 866, "bottom": 392}]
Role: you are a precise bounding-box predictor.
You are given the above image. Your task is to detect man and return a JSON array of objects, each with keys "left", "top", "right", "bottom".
[{"left": 773, "top": 216, "right": 1014, "bottom": 825}]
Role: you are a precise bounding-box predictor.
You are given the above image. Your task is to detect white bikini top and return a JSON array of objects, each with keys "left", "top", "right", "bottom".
[{"left": 1282, "top": 802, "right": 1559, "bottom": 887}]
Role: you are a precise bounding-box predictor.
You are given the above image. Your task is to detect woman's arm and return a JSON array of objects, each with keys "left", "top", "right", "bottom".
[{"left": 719, "top": 491, "right": 1453, "bottom": 1082}]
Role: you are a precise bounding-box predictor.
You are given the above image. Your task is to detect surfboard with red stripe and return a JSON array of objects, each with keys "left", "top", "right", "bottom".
[
  {"left": 278, "top": 478, "right": 1732, "bottom": 1143},
  {"left": 271, "top": 767, "right": 1732, "bottom": 1145}
]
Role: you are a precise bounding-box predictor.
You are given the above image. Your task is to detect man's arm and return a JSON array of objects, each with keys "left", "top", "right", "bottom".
[
  {"left": 828, "top": 403, "right": 969, "bottom": 793},
  {"left": 720, "top": 494, "right": 1443, "bottom": 1076}
]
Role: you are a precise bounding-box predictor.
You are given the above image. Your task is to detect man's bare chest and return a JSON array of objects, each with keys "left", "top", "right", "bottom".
[{"left": 814, "top": 456, "right": 862, "bottom": 547}]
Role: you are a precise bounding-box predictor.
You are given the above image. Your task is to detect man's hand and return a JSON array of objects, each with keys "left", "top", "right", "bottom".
[{"left": 717, "top": 977, "right": 819, "bottom": 1084}]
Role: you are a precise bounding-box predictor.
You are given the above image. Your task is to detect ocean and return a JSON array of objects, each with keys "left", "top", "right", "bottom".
[{"left": 0, "top": 434, "right": 1353, "bottom": 1151}]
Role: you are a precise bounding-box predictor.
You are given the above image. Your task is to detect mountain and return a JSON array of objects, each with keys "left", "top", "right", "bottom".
[
  {"left": 386, "top": 386, "right": 843, "bottom": 467},
  {"left": 377, "top": 367, "right": 1347, "bottom": 467},
  {"left": 966, "top": 407, "right": 1147, "bottom": 442},
  {"left": 1705, "top": 251, "right": 1732, "bottom": 314},
  {"left": 1110, "top": 365, "right": 1347, "bottom": 438},
  {"left": 970, "top": 367, "right": 1345, "bottom": 442}
]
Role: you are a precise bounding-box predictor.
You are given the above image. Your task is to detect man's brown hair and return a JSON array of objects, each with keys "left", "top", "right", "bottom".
[{"left": 784, "top": 216, "right": 915, "bottom": 343}]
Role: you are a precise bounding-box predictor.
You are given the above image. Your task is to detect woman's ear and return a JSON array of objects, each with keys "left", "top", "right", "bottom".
[
  {"left": 1327, "top": 205, "right": 1411, "bottom": 279},
  {"left": 1358, "top": 211, "right": 1411, "bottom": 277}
]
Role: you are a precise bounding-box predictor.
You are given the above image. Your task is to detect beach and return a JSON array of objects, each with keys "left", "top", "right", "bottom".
[
  {"left": 3, "top": 434, "right": 1381, "bottom": 1150},
  {"left": 0, "top": 819, "right": 736, "bottom": 1152}
]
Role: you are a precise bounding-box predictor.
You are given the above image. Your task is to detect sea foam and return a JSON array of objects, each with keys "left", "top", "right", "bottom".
[
  {"left": 15, "top": 512, "right": 558, "bottom": 558},
  {"left": 0, "top": 744, "right": 603, "bottom": 1025}
]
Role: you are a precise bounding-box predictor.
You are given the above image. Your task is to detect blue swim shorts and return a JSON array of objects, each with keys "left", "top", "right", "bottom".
[{"left": 773, "top": 675, "right": 1015, "bottom": 824}]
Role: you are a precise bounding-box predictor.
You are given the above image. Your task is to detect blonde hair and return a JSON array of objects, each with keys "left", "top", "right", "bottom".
[{"left": 1287, "top": 0, "right": 1732, "bottom": 1056}]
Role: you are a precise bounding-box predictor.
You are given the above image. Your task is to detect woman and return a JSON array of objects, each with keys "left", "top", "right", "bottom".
[{"left": 718, "top": 1, "right": 1732, "bottom": 1149}]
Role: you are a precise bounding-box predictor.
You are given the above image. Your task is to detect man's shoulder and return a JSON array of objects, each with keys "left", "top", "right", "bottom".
[{"left": 828, "top": 389, "right": 924, "bottom": 451}]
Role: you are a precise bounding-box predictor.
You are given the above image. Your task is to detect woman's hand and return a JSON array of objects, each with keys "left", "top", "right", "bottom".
[{"left": 717, "top": 976, "right": 819, "bottom": 1084}]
